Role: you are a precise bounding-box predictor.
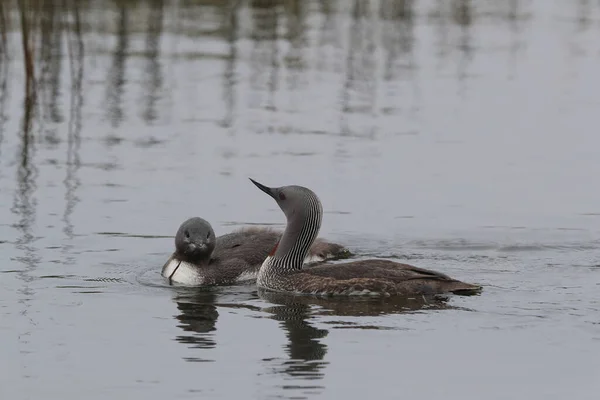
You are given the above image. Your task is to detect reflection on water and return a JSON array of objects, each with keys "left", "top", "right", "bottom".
[
  {"left": 1, "top": 1, "right": 600, "bottom": 399},
  {"left": 168, "top": 287, "right": 464, "bottom": 397},
  {"left": 260, "top": 292, "right": 329, "bottom": 392},
  {"left": 253, "top": 289, "right": 467, "bottom": 397},
  {"left": 258, "top": 288, "right": 462, "bottom": 320},
  {"left": 5, "top": 0, "right": 593, "bottom": 138},
  {"left": 105, "top": 3, "right": 129, "bottom": 128},
  {"left": 11, "top": 48, "right": 39, "bottom": 382},
  {"left": 0, "top": 49, "right": 7, "bottom": 162},
  {"left": 141, "top": 0, "right": 164, "bottom": 124},
  {"left": 172, "top": 290, "right": 219, "bottom": 361},
  {"left": 62, "top": 2, "right": 84, "bottom": 265}
]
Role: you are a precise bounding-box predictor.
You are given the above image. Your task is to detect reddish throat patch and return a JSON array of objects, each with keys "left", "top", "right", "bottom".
[{"left": 269, "top": 240, "right": 279, "bottom": 256}]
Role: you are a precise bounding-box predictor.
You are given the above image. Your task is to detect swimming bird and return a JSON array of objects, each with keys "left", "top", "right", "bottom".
[
  {"left": 161, "top": 217, "right": 352, "bottom": 286},
  {"left": 249, "top": 178, "right": 482, "bottom": 297}
]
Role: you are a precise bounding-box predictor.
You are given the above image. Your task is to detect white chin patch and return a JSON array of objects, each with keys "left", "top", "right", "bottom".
[{"left": 161, "top": 259, "right": 203, "bottom": 285}]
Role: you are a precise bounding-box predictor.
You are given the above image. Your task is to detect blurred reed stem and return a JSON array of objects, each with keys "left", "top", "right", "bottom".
[
  {"left": 18, "top": 0, "right": 37, "bottom": 105},
  {"left": 0, "top": 1, "right": 7, "bottom": 58}
]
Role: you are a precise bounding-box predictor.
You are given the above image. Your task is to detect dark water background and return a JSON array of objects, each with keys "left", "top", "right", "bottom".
[{"left": 1, "top": 0, "right": 599, "bottom": 399}]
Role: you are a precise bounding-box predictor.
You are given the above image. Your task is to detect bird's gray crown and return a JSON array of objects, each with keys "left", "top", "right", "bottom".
[{"left": 174, "top": 217, "right": 216, "bottom": 263}]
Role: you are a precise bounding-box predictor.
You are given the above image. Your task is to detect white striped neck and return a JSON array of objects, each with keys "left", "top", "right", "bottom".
[{"left": 260, "top": 191, "right": 323, "bottom": 278}]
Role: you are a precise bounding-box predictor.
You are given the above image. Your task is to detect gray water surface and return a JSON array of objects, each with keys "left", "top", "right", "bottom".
[{"left": 1, "top": 1, "right": 599, "bottom": 399}]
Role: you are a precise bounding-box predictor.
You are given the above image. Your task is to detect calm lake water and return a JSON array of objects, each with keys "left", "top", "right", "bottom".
[{"left": 1, "top": 0, "right": 599, "bottom": 399}]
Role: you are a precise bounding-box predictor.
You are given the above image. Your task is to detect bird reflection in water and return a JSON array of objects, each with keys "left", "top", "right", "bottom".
[
  {"left": 168, "top": 283, "right": 469, "bottom": 395},
  {"left": 256, "top": 288, "right": 465, "bottom": 398},
  {"left": 172, "top": 289, "right": 219, "bottom": 362},
  {"left": 171, "top": 286, "right": 260, "bottom": 363},
  {"left": 259, "top": 290, "right": 463, "bottom": 319},
  {"left": 259, "top": 290, "right": 329, "bottom": 394}
]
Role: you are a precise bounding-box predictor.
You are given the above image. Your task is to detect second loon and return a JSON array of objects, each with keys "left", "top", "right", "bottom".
[
  {"left": 162, "top": 216, "right": 351, "bottom": 286},
  {"left": 249, "top": 178, "right": 482, "bottom": 297}
]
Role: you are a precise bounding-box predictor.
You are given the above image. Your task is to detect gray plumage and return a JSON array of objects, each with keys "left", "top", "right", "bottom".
[
  {"left": 161, "top": 217, "right": 351, "bottom": 286},
  {"left": 249, "top": 178, "right": 482, "bottom": 297}
]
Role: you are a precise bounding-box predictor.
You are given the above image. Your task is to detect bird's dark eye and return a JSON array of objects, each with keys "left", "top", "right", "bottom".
[
  {"left": 185, "top": 230, "right": 190, "bottom": 239},
  {"left": 206, "top": 232, "right": 210, "bottom": 239},
  {"left": 278, "top": 192, "right": 286, "bottom": 201}
]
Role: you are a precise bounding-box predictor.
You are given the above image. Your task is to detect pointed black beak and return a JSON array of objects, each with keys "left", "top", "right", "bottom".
[{"left": 249, "top": 178, "right": 276, "bottom": 199}]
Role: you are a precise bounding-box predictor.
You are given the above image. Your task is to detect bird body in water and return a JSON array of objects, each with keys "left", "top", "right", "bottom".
[
  {"left": 249, "top": 178, "right": 482, "bottom": 297},
  {"left": 161, "top": 217, "right": 352, "bottom": 286}
]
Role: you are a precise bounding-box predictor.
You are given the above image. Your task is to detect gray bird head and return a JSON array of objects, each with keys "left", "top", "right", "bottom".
[
  {"left": 249, "top": 178, "right": 324, "bottom": 262},
  {"left": 249, "top": 178, "right": 323, "bottom": 226},
  {"left": 174, "top": 217, "right": 216, "bottom": 263}
]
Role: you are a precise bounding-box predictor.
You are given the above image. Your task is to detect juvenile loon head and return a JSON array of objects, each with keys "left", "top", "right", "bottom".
[{"left": 173, "top": 217, "right": 216, "bottom": 263}]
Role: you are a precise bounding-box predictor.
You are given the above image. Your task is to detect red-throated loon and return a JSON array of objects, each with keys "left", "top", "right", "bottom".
[{"left": 249, "top": 178, "right": 482, "bottom": 297}]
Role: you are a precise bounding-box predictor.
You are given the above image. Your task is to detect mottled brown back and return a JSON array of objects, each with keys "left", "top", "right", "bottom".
[
  {"left": 273, "top": 259, "right": 481, "bottom": 296},
  {"left": 212, "top": 227, "right": 350, "bottom": 267}
]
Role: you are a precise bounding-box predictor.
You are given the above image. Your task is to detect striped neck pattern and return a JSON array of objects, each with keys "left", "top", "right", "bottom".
[{"left": 267, "top": 189, "right": 323, "bottom": 273}]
